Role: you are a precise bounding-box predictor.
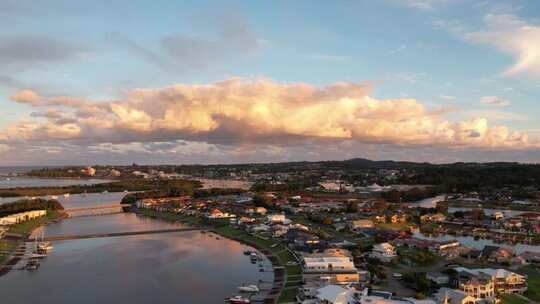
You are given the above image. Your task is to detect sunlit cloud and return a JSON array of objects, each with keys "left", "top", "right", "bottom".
[
  {"left": 1, "top": 79, "right": 536, "bottom": 155},
  {"left": 480, "top": 96, "right": 511, "bottom": 107},
  {"left": 465, "top": 14, "right": 540, "bottom": 78}
]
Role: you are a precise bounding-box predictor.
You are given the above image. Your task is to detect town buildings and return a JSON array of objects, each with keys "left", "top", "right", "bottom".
[{"left": 0, "top": 210, "right": 47, "bottom": 226}]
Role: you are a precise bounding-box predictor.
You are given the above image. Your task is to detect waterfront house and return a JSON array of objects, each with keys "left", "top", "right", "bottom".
[
  {"left": 301, "top": 249, "right": 360, "bottom": 284},
  {"left": 285, "top": 229, "right": 323, "bottom": 252}
]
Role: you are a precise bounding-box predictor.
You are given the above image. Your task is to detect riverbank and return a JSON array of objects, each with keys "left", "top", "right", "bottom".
[
  {"left": 0, "top": 210, "right": 66, "bottom": 277},
  {"left": 134, "top": 208, "right": 303, "bottom": 303}
]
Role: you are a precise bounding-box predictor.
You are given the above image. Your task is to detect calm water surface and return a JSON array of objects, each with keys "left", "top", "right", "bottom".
[
  {"left": 0, "top": 213, "right": 272, "bottom": 304},
  {"left": 0, "top": 177, "right": 111, "bottom": 189},
  {"left": 413, "top": 232, "right": 540, "bottom": 254},
  {"left": 0, "top": 192, "right": 127, "bottom": 208}
]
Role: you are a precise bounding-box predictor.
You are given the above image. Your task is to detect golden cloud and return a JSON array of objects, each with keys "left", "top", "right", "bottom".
[{"left": 2, "top": 79, "right": 537, "bottom": 150}]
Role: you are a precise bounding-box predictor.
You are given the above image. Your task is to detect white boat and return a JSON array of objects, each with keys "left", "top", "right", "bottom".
[
  {"left": 38, "top": 244, "right": 53, "bottom": 251},
  {"left": 63, "top": 193, "right": 70, "bottom": 198},
  {"left": 225, "top": 296, "right": 250, "bottom": 304},
  {"left": 238, "top": 284, "right": 259, "bottom": 293},
  {"left": 51, "top": 195, "right": 59, "bottom": 200}
]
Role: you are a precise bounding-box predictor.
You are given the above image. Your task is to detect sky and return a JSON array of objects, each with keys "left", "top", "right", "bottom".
[{"left": 1, "top": 0, "right": 540, "bottom": 165}]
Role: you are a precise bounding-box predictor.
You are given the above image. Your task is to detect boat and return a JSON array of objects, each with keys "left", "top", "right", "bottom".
[
  {"left": 25, "top": 260, "right": 40, "bottom": 271},
  {"left": 243, "top": 250, "right": 253, "bottom": 255},
  {"left": 51, "top": 195, "right": 59, "bottom": 200},
  {"left": 238, "top": 284, "right": 259, "bottom": 293},
  {"left": 225, "top": 295, "right": 250, "bottom": 304},
  {"left": 38, "top": 243, "right": 53, "bottom": 251},
  {"left": 63, "top": 193, "right": 70, "bottom": 198}
]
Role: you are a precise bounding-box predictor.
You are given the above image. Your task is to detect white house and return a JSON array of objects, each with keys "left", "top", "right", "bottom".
[
  {"left": 371, "top": 242, "right": 397, "bottom": 262},
  {"left": 267, "top": 214, "right": 287, "bottom": 224}
]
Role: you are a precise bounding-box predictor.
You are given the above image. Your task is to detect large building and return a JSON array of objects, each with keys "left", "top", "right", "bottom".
[
  {"left": 456, "top": 268, "right": 527, "bottom": 295},
  {"left": 0, "top": 210, "right": 47, "bottom": 226},
  {"left": 302, "top": 249, "right": 360, "bottom": 284}
]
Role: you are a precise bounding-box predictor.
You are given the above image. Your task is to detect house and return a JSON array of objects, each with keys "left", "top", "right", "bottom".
[
  {"left": 476, "top": 268, "right": 527, "bottom": 295},
  {"left": 267, "top": 214, "right": 287, "bottom": 224},
  {"left": 371, "top": 242, "right": 397, "bottom": 262},
  {"left": 480, "top": 246, "right": 513, "bottom": 264},
  {"left": 302, "top": 249, "right": 360, "bottom": 283},
  {"left": 493, "top": 211, "right": 504, "bottom": 220},
  {"left": 314, "top": 285, "right": 357, "bottom": 304},
  {"left": 285, "top": 229, "right": 322, "bottom": 251},
  {"left": 391, "top": 214, "right": 407, "bottom": 223},
  {"left": 374, "top": 215, "right": 387, "bottom": 223},
  {"left": 434, "top": 288, "right": 477, "bottom": 304},
  {"left": 458, "top": 273, "right": 495, "bottom": 301},
  {"left": 207, "top": 209, "right": 235, "bottom": 219},
  {"left": 272, "top": 224, "right": 290, "bottom": 237},
  {"left": 420, "top": 213, "right": 447, "bottom": 223},
  {"left": 349, "top": 219, "right": 374, "bottom": 230},
  {"left": 427, "top": 272, "right": 450, "bottom": 285},
  {"left": 455, "top": 267, "right": 526, "bottom": 297}
]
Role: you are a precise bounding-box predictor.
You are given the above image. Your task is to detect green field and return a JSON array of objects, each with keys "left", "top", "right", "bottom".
[
  {"left": 519, "top": 266, "right": 540, "bottom": 302},
  {"left": 501, "top": 294, "right": 529, "bottom": 304}
]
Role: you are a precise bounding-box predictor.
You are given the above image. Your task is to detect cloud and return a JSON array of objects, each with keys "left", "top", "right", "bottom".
[
  {"left": 480, "top": 96, "right": 511, "bottom": 107},
  {"left": 465, "top": 14, "right": 540, "bottom": 78},
  {"left": 161, "top": 17, "right": 260, "bottom": 69},
  {"left": 0, "top": 35, "right": 81, "bottom": 67},
  {"left": 1, "top": 79, "right": 536, "bottom": 155},
  {"left": 397, "top": 0, "right": 448, "bottom": 10},
  {"left": 308, "top": 54, "right": 349, "bottom": 62},
  {"left": 466, "top": 110, "right": 528, "bottom": 123},
  {"left": 108, "top": 14, "right": 261, "bottom": 72},
  {"left": 439, "top": 95, "right": 456, "bottom": 100}
]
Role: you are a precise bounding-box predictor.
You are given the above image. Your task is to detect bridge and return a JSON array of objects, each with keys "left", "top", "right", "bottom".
[
  {"left": 65, "top": 204, "right": 131, "bottom": 217},
  {"left": 40, "top": 227, "right": 208, "bottom": 241}
]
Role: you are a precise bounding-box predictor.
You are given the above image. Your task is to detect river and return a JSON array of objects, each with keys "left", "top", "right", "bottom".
[
  {"left": 0, "top": 177, "right": 111, "bottom": 189},
  {"left": 0, "top": 192, "right": 128, "bottom": 207},
  {"left": 412, "top": 232, "right": 540, "bottom": 254},
  {"left": 0, "top": 213, "right": 273, "bottom": 303}
]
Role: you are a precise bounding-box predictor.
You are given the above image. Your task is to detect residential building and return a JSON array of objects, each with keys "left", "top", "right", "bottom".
[
  {"left": 427, "top": 272, "right": 450, "bottom": 285},
  {"left": 371, "top": 242, "right": 397, "bottom": 262},
  {"left": 462, "top": 268, "right": 527, "bottom": 295},
  {"left": 421, "top": 213, "right": 447, "bottom": 223},
  {"left": 0, "top": 210, "right": 47, "bottom": 226},
  {"left": 350, "top": 219, "right": 374, "bottom": 230},
  {"left": 434, "top": 288, "right": 476, "bottom": 304}
]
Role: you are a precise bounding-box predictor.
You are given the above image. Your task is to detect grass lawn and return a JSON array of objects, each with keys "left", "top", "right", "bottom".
[
  {"left": 519, "top": 266, "right": 540, "bottom": 302},
  {"left": 0, "top": 242, "right": 14, "bottom": 265},
  {"left": 278, "top": 288, "right": 298, "bottom": 303},
  {"left": 501, "top": 294, "right": 529, "bottom": 304},
  {"left": 8, "top": 211, "right": 61, "bottom": 235},
  {"left": 376, "top": 222, "right": 411, "bottom": 231}
]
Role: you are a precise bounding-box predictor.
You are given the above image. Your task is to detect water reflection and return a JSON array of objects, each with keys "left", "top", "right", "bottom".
[
  {"left": 1, "top": 213, "right": 273, "bottom": 304},
  {"left": 0, "top": 177, "right": 111, "bottom": 189},
  {"left": 1, "top": 192, "right": 127, "bottom": 208}
]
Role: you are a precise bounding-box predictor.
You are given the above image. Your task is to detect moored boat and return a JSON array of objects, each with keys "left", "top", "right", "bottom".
[
  {"left": 225, "top": 295, "right": 250, "bottom": 304},
  {"left": 238, "top": 284, "right": 259, "bottom": 293}
]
